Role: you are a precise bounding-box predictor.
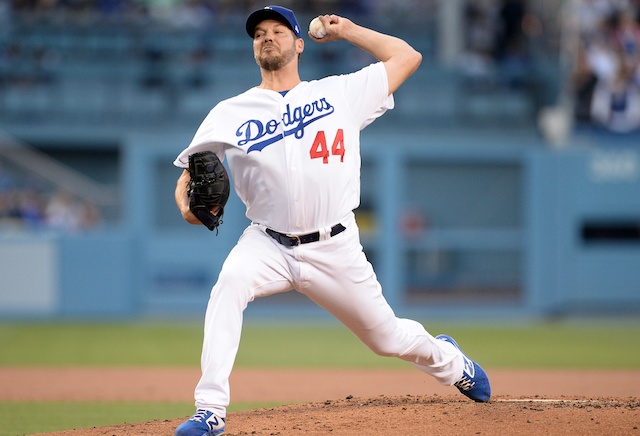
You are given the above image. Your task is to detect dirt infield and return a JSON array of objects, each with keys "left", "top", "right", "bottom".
[{"left": 1, "top": 368, "right": 638, "bottom": 435}]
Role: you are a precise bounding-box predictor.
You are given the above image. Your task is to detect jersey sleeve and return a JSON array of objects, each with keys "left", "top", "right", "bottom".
[
  {"left": 173, "top": 108, "right": 227, "bottom": 168},
  {"left": 341, "top": 62, "right": 395, "bottom": 130}
]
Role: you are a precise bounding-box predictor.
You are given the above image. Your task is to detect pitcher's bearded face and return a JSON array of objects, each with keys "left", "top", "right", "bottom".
[
  {"left": 252, "top": 20, "right": 299, "bottom": 71},
  {"left": 256, "top": 39, "right": 297, "bottom": 71}
]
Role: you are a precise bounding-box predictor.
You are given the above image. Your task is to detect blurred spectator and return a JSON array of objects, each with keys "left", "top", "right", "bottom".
[
  {"left": 460, "top": 0, "right": 545, "bottom": 87},
  {"left": 590, "top": 46, "right": 640, "bottom": 132},
  {"left": 17, "top": 188, "right": 46, "bottom": 229},
  {"left": 611, "top": 8, "right": 640, "bottom": 73},
  {"left": 45, "top": 190, "right": 101, "bottom": 232},
  {"left": 494, "top": 0, "right": 534, "bottom": 89},
  {"left": 466, "top": 0, "right": 498, "bottom": 59},
  {"left": 574, "top": 1, "right": 640, "bottom": 132},
  {"left": 0, "top": 161, "right": 102, "bottom": 233},
  {"left": 494, "top": 0, "right": 528, "bottom": 62},
  {"left": 460, "top": 0, "right": 499, "bottom": 88},
  {"left": 574, "top": 38, "right": 601, "bottom": 121},
  {"left": 0, "top": 162, "right": 47, "bottom": 231}
]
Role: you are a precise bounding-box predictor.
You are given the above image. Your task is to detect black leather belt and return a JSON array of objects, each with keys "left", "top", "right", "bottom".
[{"left": 266, "top": 223, "right": 346, "bottom": 247}]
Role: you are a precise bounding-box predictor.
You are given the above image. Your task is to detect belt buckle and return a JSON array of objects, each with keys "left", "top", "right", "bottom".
[{"left": 286, "top": 234, "right": 301, "bottom": 246}]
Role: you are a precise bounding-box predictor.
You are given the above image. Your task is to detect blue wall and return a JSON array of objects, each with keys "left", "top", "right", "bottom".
[
  {"left": 3, "top": 132, "right": 639, "bottom": 320},
  {"left": 526, "top": 145, "right": 640, "bottom": 314}
]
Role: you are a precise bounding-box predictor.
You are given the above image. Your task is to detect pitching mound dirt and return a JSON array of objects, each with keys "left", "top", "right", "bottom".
[
  {"left": 3, "top": 368, "right": 637, "bottom": 435},
  {"left": 41, "top": 395, "right": 639, "bottom": 436}
]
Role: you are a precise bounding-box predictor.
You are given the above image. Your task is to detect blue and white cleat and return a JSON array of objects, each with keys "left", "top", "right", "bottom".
[
  {"left": 175, "top": 409, "right": 226, "bottom": 436},
  {"left": 436, "top": 334, "right": 491, "bottom": 402}
]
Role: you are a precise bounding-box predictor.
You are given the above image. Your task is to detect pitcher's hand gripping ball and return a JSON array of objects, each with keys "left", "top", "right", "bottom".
[
  {"left": 309, "top": 16, "right": 326, "bottom": 38},
  {"left": 188, "top": 151, "right": 230, "bottom": 232}
]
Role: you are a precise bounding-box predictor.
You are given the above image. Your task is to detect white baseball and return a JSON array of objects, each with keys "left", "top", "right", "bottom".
[{"left": 309, "top": 17, "right": 326, "bottom": 38}]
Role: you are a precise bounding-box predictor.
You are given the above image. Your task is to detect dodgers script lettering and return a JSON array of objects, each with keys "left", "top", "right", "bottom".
[{"left": 236, "top": 98, "right": 335, "bottom": 153}]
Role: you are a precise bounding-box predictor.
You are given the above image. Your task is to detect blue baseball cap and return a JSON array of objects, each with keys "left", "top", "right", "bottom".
[{"left": 246, "top": 5, "right": 302, "bottom": 38}]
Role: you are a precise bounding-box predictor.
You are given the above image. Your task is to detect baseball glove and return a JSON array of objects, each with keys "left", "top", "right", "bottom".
[{"left": 188, "top": 151, "right": 230, "bottom": 232}]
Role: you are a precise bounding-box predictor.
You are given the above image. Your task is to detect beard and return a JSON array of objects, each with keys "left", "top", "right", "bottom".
[{"left": 256, "top": 41, "right": 297, "bottom": 71}]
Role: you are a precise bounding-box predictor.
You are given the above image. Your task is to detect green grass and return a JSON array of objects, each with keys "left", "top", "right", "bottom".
[
  {"left": 238, "top": 321, "right": 640, "bottom": 369},
  {"left": 0, "top": 320, "right": 639, "bottom": 435},
  {"left": 1, "top": 320, "right": 639, "bottom": 369},
  {"left": 445, "top": 323, "right": 640, "bottom": 369},
  {"left": 0, "top": 401, "right": 275, "bottom": 436},
  {"left": 0, "top": 402, "right": 193, "bottom": 436}
]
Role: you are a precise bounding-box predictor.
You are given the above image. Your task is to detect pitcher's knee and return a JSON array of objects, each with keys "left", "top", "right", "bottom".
[{"left": 366, "top": 341, "right": 402, "bottom": 358}]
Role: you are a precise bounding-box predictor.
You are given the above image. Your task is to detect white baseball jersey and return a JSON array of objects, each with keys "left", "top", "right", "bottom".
[{"left": 174, "top": 61, "right": 394, "bottom": 234}]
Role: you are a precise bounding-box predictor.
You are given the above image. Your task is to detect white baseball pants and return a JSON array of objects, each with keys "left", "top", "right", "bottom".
[{"left": 194, "top": 212, "right": 464, "bottom": 417}]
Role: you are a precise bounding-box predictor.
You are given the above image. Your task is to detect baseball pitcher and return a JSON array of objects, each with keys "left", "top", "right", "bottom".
[{"left": 173, "top": 6, "right": 491, "bottom": 436}]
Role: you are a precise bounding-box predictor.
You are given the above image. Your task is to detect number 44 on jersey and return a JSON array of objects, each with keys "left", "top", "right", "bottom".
[{"left": 310, "top": 129, "right": 345, "bottom": 164}]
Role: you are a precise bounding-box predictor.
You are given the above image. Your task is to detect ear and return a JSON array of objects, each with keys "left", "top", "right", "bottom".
[{"left": 296, "top": 37, "right": 304, "bottom": 54}]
